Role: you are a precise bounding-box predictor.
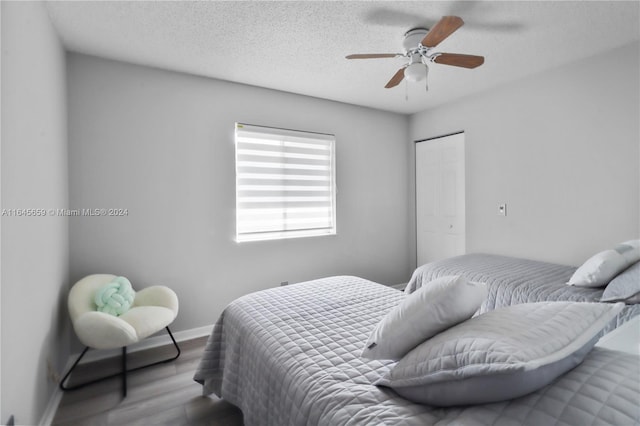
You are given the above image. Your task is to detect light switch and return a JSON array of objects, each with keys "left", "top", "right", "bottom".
[{"left": 498, "top": 203, "right": 507, "bottom": 216}]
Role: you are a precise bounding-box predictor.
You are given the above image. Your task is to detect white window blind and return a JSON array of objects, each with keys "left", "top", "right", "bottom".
[{"left": 235, "top": 123, "right": 336, "bottom": 242}]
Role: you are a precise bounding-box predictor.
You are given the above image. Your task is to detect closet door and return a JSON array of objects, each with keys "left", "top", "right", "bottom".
[{"left": 415, "top": 132, "right": 465, "bottom": 266}]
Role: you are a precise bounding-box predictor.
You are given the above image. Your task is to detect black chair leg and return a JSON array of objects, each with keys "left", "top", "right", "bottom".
[
  {"left": 59, "top": 327, "right": 181, "bottom": 396},
  {"left": 165, "top": 327, "right": 181, "bottom": 361},
  {"left": 59, "top": 346, "right": 90, "bottom": 391},
  {"left": 122, "top": 346, "right": 127, "bottom": 398}
]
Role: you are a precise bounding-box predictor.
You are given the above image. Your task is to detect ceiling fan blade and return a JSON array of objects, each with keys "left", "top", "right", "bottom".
[
  {"left": 385, "top": 67, "right": 406, "bottom": 88},
  {"left": 421, "top": 16, "right": 464, "bottom": 47},
  {"left": 346, "top": 53, "right": 401, "bottom": 59},
  {"left": 433, "top": 53, "right": 484, "bottom": 69}
]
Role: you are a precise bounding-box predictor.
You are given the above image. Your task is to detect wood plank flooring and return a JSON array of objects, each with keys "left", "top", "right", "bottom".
[{"left": 52, "top": 336, "right": 243, "bottom": 426}]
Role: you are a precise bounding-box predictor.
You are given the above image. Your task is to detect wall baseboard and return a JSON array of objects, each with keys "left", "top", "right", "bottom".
[
  {"left": 38, "top": 324, "right": 214, "bottom": 426},
  {"left": 38, "top": 386, "right": 64, "bottom": 426}
]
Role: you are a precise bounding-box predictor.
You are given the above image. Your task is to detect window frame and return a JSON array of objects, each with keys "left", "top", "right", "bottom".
[{"left": 234, "top": 123, "right": 337, "bottom": 243}]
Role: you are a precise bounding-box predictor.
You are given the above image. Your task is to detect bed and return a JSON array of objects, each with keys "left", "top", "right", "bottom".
[
  {"left": 194, "top": 275, "right": 640, "bottom": 426},
  {"left": 405, "top": 253, "right": 640, "bottom": 331}
]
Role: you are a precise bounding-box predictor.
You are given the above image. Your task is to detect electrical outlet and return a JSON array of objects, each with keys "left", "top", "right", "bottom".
[
  {"left": 498, "top": 203, "right": 507, "bottom": 216},
  {"left": 280, "top": 281, "right": 289, "bottom": 286}
]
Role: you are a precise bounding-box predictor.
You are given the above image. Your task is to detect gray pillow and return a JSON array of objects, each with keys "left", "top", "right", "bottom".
[
  {"left": 376, "top": 301, "right": 624, "bottom": 406},
  {"left": 601, "top": 261, "right": 640, "bottom": 303}
]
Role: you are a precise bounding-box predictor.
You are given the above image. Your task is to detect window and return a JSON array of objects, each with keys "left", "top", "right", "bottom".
[{"left": 235, "top": 123, "right": 336, "bottom": 242}]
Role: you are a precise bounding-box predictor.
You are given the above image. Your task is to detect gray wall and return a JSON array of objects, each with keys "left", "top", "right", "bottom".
[
  {"left": 67, "top": 54, "right": 412, "bottom": 336},
  {"left": 409, "top": 41, "right": 640, "bottom": 267},
  {"left": 1, "top": 2, "right": 69, "bottom": 424}
]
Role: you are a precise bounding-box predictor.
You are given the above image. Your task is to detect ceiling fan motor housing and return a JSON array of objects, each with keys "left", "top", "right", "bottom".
[{"left": 403, "top": 28, "right": 429, "bottom": 53}]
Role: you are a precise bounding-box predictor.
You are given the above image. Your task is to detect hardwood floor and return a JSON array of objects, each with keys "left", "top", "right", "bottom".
[{"left": 52, "top": 337, "right": 243, "bottom": 426}]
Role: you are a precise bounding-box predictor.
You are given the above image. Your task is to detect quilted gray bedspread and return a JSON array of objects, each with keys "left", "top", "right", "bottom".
[
  {"left": 405, "top": 253, "right": 640, "bottom": 330},
  {"left": 194, "top": 276, "right": 640, "bottom": 426}
]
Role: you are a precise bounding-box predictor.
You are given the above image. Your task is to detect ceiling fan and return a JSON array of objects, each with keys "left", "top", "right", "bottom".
[{"left": 346, "top": 16, "right": 484, "bottom": 89}]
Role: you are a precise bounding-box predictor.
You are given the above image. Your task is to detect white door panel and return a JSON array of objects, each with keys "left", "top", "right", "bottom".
[
  {"left": 416, "top": 133, "right": 465, "bottom": 266},
  {"left": 443, "top": 233, "right": 460, "bottom": 259},
  {"left": 442, "top": 146, "right": 458, "bottom": 162},
  {"left": 441, "top": 168, "right": 457, "bottom": 217}
]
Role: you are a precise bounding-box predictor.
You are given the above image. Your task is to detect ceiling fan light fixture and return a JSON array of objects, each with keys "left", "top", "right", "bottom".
[{"left": 404, "top": 62, "right": 428, "bottom": 82}]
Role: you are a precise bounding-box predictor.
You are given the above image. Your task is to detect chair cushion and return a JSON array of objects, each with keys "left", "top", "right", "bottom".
[
  {"left": 119, "top": 306, "right": 177, "bottom": 340},
  {"left": 74, "top": 311, "right": 138, "bottom": 349}
]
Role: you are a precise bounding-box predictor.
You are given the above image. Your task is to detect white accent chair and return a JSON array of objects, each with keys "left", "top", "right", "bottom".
[{"left": 60, "top": 274, "right": 180, "bottom": 397}]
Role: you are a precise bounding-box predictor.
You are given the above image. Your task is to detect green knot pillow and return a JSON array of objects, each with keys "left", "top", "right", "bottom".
[{"left": 94, "top": 276, "right": 135, "bottom": 316}]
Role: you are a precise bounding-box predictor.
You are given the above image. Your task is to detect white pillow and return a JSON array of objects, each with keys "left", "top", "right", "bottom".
[
  {"left": 614, "top": 239, "right": 640, "bottom": 265},
  {"left": 377, "top": 301, "right": 624, "bottom": 406},
  {"left": 361, "top": 275, "right": 486, "bottom": 361},
  {"left": 567, "top": 249, "right": 628, "bottom": 287}
]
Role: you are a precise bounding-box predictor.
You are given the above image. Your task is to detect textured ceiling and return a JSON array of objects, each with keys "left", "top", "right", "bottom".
[{"left": 45, "top": 1, "right": 640, "bottom": 115}]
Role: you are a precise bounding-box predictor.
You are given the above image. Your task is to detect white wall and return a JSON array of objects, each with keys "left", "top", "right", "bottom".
[
  {"left": 67, "top": 54, "right": 411, "bottom": 338},
  {"left": 1, "top": 2, "right": 69, "bottom": 424},
  {"left": 410, "top": 42, "right": 640, "bottom": 267}
]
